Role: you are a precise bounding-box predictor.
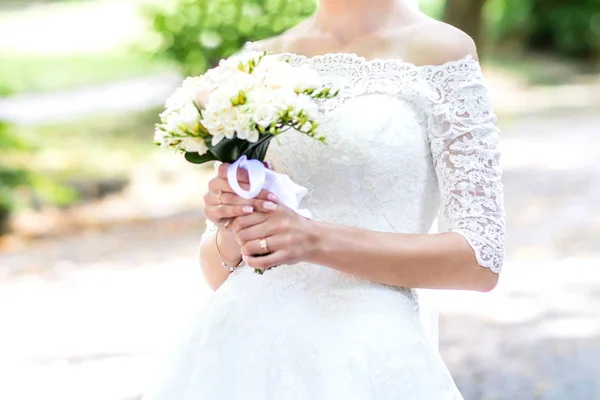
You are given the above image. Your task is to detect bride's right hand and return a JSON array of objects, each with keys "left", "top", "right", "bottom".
[{"left": 204, "top": 162, "right": 279, "bottom": 229}]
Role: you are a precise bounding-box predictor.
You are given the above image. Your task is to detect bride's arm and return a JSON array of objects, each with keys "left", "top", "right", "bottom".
[
  {"left": 200, "top": 224, "right": 242, "bottom": 290},
  {"left": 309, "top": 224, "right": 499, "bottom": 292}
]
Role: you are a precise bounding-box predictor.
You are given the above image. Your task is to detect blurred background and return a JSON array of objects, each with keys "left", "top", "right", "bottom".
[{"left": 0, "top": 0, "right": 599, "bottom": 399}]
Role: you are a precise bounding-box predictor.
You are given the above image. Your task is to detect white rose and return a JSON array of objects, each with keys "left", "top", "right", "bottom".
[
  {"left": 182, "top": 137, "right": 209, "bottom": 155},
  {"left": 185, "top": 76, "right": 216, "bottom": 109}
]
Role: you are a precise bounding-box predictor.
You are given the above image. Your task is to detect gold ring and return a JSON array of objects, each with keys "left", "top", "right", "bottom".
[{"left": 259, "top": 238, "right": 269, "bottom": 253}]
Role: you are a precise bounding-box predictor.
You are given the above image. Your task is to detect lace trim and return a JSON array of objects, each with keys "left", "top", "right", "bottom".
[
  {"left": 242, "top": 42, "right": 478, "bottom": 71},
  {"left": 241, "top": 42, "right": 481, "bottom": 115}
]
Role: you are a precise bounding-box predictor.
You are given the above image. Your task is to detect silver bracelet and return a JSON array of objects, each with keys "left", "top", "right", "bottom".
[{"left": 215, "top": 229, "right": 244, "bottom": 272}]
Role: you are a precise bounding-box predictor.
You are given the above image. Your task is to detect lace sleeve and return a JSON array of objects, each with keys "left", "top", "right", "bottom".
[{"left": 423, "top": 57, "right": 506, "bottom": 273}]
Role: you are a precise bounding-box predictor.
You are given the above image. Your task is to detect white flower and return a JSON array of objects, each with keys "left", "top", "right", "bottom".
[
  {"left": 219, "top": 51, "right": 263, "bottom": 74},
  {"left": 294, "top": 65, "right": 320, "bottom": 92},
  {"left": 246, "top": 88, "right": 285, "bottom": 129},
  {"left": 164, "top": 112, "right": 185, "bottom": 136},
  {"left": 177, "top": 103, "right": 201, "bottom": 132},
  {"left": 233, "top": 105, "right": 259, "bottom": 143},
  {"left": 157, "top": 50, "right": 333, "bottom": 156},
  {"left": 294, "top": 94, "right": 319, "bottom": 119},
  {"left": 184, "top": 75, "right": 217, "bottom": 109},
  {"left": 201, "top": 94, "right": 239, "bottom": 146},
  {"left": 154, "top": 128, "right": 167, "bottom": 145},
  {"left": 181, "top": 137, "right": 209, "bottom": 155},
  {"left": 252, "top": 55, "right": 296, "bottom": 90},
  {"left": 164, "top": 86, "right": 192, "bottom": 112}
]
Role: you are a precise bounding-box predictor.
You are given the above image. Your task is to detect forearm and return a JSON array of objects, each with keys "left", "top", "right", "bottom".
[
  {"left": 309, "top": 221, "right": 498, "bottom": 292},
  {"left": 199, "top": 229, "right": 242, "bottom": 291}
]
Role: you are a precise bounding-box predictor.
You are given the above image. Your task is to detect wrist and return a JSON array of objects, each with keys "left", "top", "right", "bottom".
[
  {"left": 216, "top": 228, "right": 242, "bottom": 266},
  {"left": 306, "top": 220, "right": 329, "bottom": 265}
]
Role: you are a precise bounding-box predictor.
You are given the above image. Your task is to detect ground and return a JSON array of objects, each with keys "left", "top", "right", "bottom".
[{"left": 0, "top": 113, "right": 598, "bottom": 399}]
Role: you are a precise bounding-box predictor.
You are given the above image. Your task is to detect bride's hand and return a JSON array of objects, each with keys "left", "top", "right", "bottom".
[
  {"left": 204, "top": 162, "right": 279, "bottom": 229},
  {"left": 231, "top": 205, "right": 318, "bottom": 270}
]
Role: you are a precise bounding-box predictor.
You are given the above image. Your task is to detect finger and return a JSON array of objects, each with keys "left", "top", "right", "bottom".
[
  {"left": 217, "top": 163, "right": 249, "bottom": 183},
  {"left": 208, "top": 176, "right": 251, "bottom": 195},
  {"left": 240, "top": 236, "right": 270, "bottom": 256},
  {"left": 231, "top": 212, "right": 269, "bottom": 233},
  {"left": 207, "top": 177, "right": 280, "bottom": 202},
  {"left": 218, "top": 192, "right": 279, "bottom": 212},
  {"left": 216, "top": 162, "right": 229, "bottom": 179},
  {"left": 237, "top": 221, "right": 280, "bottom": 246},
  {"left": 243, "top": 250, "right": 289, "bottom": 270},
  {"left": 240, "top": 234, "right": 284, "bottom": 257},
  {"left": 209, "top": 175, "right": 271, "bottom": 196},
  {"left": 205, "top": 204, "right": 254, "bottom": 222}
]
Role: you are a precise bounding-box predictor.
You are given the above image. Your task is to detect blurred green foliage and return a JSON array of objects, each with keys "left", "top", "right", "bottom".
[
  {"left": 0, "top": 53, "right": 173, "bottom": 95},
  {"left": 148, "top": 0, "right": 600, "bottom": 74},
  {"left": 488, "top": 0, "right": 600, "bottom": 59},
  {"left": 0, "top": 112, "right": 76, "bottom": 234},
  {"left": 147, "top": 0, "right": 316, "bottom": 74},
  {"left": 0, "top": 121, "right": 29, "bottom": 233}
]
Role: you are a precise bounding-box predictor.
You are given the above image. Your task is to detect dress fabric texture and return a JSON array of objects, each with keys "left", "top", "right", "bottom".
[{"left": 142, "top": 48, "right": 506, "bottom": 400}]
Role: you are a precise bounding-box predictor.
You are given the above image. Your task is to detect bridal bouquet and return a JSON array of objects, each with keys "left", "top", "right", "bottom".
[{"left": 154, "top": 51, "right": 337, "bottom": 267}]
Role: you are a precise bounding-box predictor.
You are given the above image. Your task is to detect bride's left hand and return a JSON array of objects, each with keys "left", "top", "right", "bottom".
[{"left": 231, "top": 205, "right": 318, "bottom": 270}]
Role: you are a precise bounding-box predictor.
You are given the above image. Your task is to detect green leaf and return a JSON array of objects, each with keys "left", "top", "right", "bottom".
[
  {"left": 209, "top": 137, "right": 250, "bottom": 163},
  {"left": 242, "top": 133, "right": 274, "bottom": 161},
  {"left": 185, "top": 151, "right": 217, "bottom": 164}
]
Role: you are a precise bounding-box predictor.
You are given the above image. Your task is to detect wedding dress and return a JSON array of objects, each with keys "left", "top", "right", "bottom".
[{"left": 142, "top": 46, "right": 505, "bottom": 400}]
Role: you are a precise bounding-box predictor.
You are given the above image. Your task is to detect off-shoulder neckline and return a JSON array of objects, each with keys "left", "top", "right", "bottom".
[{"left": 243, "top": 42, "right": 480, "bottom": 70}]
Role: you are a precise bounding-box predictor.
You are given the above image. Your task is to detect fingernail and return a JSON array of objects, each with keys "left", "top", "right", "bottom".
[
  {"left": 264, "top": 201, "right": 277, "bottom": 210},
  {"left": 242, "top": 206, "right": 254, "bottom": 214},
  {"left": 267, "top": 193, "right": 279, "bottom": 202}
]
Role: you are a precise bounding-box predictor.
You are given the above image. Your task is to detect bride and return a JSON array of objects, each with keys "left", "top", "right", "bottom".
[{"left": 143, "top": 0, "right": 505, "bottom": 398}]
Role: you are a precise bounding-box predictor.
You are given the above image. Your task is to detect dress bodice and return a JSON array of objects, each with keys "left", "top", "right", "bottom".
[
  {"left": 203, "top": 48, "right": 506, "bottom": 274},
  {"left": 263, "top": 52, "right": 506, "bottom": 273},
  {"left": 267, "top": 72, "right": 440, "bottom": 236}
]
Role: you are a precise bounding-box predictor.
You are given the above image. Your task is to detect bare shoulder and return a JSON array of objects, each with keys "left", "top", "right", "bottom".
[
  {"left": 247, "top": 20, "right": 313, "bottom": 54},
  {"left": 248, "top": 36, "right": 285, "bottom": 53},
  {"left": 400, "top": 19, "right": 478, "bottom": 66}
]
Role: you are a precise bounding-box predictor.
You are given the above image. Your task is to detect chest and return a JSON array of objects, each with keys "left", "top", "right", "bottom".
[{"left": 267, "top": 93, "right": 433, "bottom": 195}]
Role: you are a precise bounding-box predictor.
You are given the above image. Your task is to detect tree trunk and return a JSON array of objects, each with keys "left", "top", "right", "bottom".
[
  {"left": 443, "top": 0, "right": 488, "bottom": 54},
  {"left": 0, "top": 207, "right": 10, "bottom": 236}
]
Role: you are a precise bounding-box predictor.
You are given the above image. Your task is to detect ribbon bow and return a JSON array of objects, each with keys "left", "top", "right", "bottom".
[{"left": 227, "top": 156, "right": 312, "bottom": 219}]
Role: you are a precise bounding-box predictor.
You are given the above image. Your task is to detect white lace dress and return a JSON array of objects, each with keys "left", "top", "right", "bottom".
[{"left": 142, "top": 50, "right": 506, "bottom": 400}]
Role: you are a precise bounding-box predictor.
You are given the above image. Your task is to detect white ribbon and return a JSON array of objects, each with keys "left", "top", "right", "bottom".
[{"left": 227, "top": 156, "right": 313, "bottom": 218}]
